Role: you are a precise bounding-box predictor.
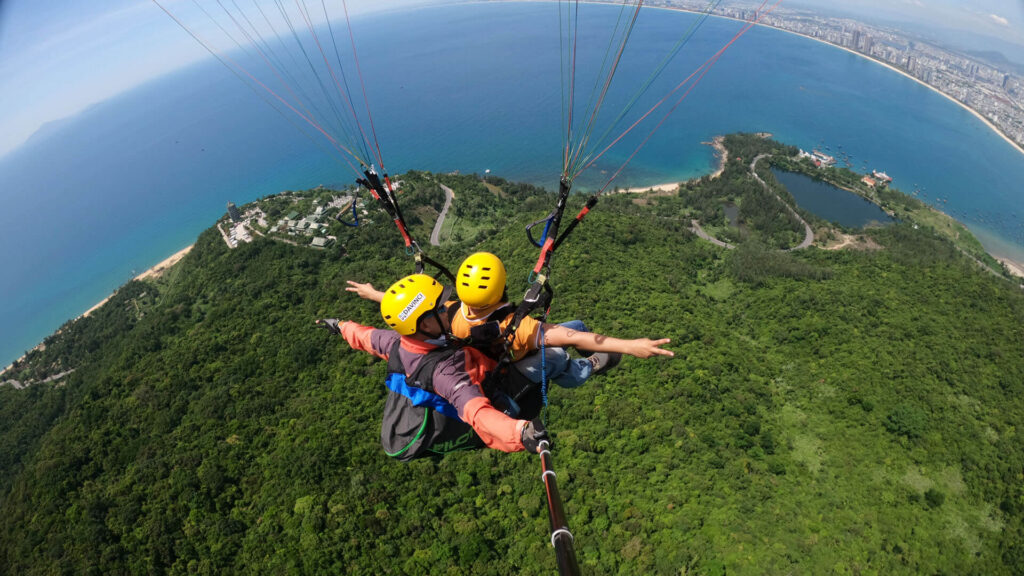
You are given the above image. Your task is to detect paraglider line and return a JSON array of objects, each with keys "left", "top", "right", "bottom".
[
  {"left": 567, "top": 1, "right": 643, "bottom": 179},
  {"left": 153, "top": 0, "right": 365, "bottom": 175},
  {"left": 342, "top": 0, "right": 389, "bottom": 177},
  {"left": 318, "top": 0, "right": 374, "bottom": 163},
  {"left": 294, "top": 0, "right": 379, "bottom": 170},
  {"left": 578, "top": 0, "right": 777, "bottom": 183},
  {"left": 578, "top": 0, "right": 723, "bottom": 172}
]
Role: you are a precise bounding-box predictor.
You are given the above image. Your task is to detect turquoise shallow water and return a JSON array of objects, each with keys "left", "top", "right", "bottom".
[{"left": 1, "top": 2, "right": 1023, "bottom": 366}]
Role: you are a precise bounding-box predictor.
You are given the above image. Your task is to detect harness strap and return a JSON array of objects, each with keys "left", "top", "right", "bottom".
[
  {"left": 503, "top": 183, "right": 596, "bottom": 359},
  {"left": 385, "top": 340, "right": 463, "bottom": 422},
  {"left": 358, "top": 168, "right": 414, "bottom": 248},
  {"left": 466, "top": 303, "right": 517, "bottom": 350},
  {"left": 335, "top": 191, "right": 360, "bottom": 227}
]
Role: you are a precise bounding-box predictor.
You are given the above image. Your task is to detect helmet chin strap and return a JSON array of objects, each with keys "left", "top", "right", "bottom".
[{"left": 417, "top": 285, "right": 457, "bottom": 343}]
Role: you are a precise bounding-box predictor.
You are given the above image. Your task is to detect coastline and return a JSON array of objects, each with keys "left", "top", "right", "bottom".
[
  {"left": 79, "top": 244, "right": 194, "bottom": 320},
  {"left": 622, "top": 135, "right": 728, "bottom": 194},
  {"left": 996, "top": 256, "right": 1024, "bottom": 280},
  {"left": 1, "top": 245, "right": 194, "bottom": 378},
  {"left": 622, "top": 182, "right": 680, "bottom": 194},
  {"left": 781, "top": 32, "right": 1024, "bottom": 159},
  {"left": 615, "top": 129, "right": 1024, "bottom": 282},
  {"left": 134, "top": 245, "right": 194, "bottom": 282},
  {"left": 632, "top": 4, "right": 1024, "bottom": 159}
]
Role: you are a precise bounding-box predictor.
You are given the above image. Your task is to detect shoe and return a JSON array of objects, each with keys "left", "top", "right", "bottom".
[{"left": 588, "top": 352, "right": 622, "bottom": 375}]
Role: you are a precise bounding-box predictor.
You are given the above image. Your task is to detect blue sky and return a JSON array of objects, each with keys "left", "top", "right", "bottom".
[
  {"left": 1, "top": 0, "right": 1022, "bottom": 159},
  {"left": 0, "top": 0, "right": 438, "bottom": 158},
  {"left": 788, "top": 0, "right": 1024, "bottom": 33}
]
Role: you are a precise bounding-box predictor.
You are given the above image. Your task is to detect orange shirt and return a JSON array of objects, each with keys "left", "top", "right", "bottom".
[{"left": 448, "top": 301, "right": 542, "bottom": 361}]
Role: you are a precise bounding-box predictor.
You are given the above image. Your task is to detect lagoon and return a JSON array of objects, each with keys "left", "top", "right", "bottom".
[{"left": 771, "top": 169, "right": 894, "bottom": 228}]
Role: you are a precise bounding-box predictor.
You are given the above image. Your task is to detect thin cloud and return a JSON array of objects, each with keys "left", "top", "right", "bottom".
[{"left": 989, "top": 14, "right": 1010, "bottom": 27}]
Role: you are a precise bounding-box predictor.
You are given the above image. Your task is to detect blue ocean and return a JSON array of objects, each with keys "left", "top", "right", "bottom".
[{"left": 2, "top": 2, "right": 1023, "bottom": 366}]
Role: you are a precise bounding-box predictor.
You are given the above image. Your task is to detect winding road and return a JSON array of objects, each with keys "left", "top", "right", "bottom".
[
  {"left": 430, "top": 183, "right": 454, "bottom": 246},
  {"left": 690, "top": 220, "right": 735, "bottom": 249},
  {"left": 689, "top": 154, "right": 814, "bottom": 251},
  {"left": 750, "top": 154, "right": 815, "bottom": 251}
]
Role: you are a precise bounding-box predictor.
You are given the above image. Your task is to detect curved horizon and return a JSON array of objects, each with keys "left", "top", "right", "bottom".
[{"left": 3, "top": 2, "right": 1024, "bottom": 368}]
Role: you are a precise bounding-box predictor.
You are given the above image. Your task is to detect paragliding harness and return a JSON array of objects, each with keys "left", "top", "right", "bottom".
[
  {"left": 463, "top": 303, "right": 518, "bottom": 360},
  {"left": 481, "top": 179, "right": 599, "bottom": 407},
  {"left": 380, "top": 338, "right": 542, "bottom": 462},
  {"left": 335, "top": 194, "right": 360, "bottom": 227}
]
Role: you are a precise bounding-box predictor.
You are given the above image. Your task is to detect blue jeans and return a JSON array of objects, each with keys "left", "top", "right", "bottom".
[{"left": 513, "top": 320, "right": 591, "bottom": 388}]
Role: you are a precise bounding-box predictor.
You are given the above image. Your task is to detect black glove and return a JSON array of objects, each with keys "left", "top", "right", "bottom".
[
  {"left": 521, "top": 419, "right": 550, "bottom": 453},
  {"left": 316, "top": 318, "right": 341, "bottom": 335}
]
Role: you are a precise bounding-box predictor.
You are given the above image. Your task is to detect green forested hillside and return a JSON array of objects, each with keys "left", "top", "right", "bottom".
[{"left": 2, "top": 141, "right": 1023, "bottom": 575}]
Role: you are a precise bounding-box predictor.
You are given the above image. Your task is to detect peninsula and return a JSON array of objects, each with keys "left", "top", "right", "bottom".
[{"left": 3, "top": 162, "right": 1023, "bottom": 575}]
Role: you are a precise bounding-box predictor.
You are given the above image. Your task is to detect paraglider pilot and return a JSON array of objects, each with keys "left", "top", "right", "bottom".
[{"left": 318, "top": 274, "right": 549, "bottom": 457}]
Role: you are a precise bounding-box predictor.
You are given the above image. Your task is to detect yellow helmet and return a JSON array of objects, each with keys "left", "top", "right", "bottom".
[
  {"left": 380, "top": 274, "right": 446, "bottom": 336},
  {"left": 456, "top": 252, "right": 507, "bottom": 308}
]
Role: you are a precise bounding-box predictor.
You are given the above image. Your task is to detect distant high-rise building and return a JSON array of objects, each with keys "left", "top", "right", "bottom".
[
  {"left": 227, "top": 202, "right": 241, "bottom": 222},
  {"left": 1003, "top": 74, "right": 1011, "bottom": 90},
  {"left": 851, "top": 30, "right": 862, "bottom": 50},
  {"left": 862, "top": 36, "right": 873, "bottom": 54}
]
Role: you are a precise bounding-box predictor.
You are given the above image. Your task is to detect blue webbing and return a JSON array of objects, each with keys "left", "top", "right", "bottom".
[{"left": 384, "top": 372, "right": 462, "bottom": 421}]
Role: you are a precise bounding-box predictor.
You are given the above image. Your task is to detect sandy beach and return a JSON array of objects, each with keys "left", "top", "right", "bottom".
[
  {"left": 135, "top": 245, "right": 194, "bottom": 281},
  {"left": 622, "top": 182, "right": 681, "bottom": 194},
  {"left": 997, "top": 256, "right": 1024, "bottom": 280},
  {"left": 79, "top": 245, "right": 194, "bottom": 319},
  {"left": 621, "top": 136, "right": 728, "bottom": 194},
  {"left": 79, "top": 245, "right": 193, "bottom": 319}
]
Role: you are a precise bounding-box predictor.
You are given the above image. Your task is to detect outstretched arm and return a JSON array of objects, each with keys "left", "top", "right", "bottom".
[
  {"left": 316, "top": 319, "right": 397, "bottom": 360},
  {"left": 346, "top": 280, "right": 385, "bottom": 303},
  {"left": 541, "top": 323, "right": 673, "bottom": 358}
]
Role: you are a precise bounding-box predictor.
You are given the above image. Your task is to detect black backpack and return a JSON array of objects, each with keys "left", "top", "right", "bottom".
[
  {"left": 380, "top": 340, "right": 486, "bottom": 461},
  {"left": 379, "top": 339, "right": 542, "bottom": 461}
]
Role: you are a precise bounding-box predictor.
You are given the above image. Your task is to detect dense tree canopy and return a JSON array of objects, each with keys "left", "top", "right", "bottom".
[{"left": 2, "top": 136, "right": 1023, "bottom": 575}]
